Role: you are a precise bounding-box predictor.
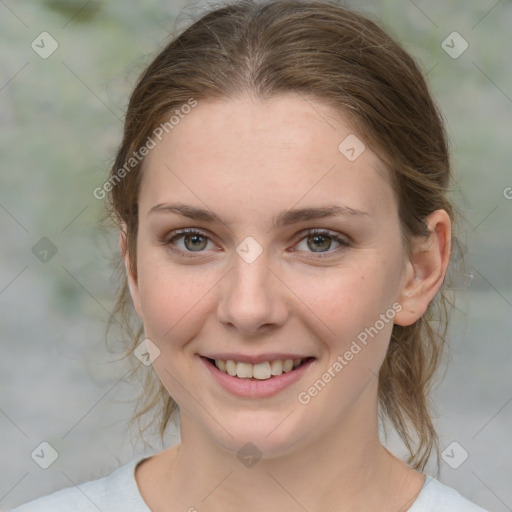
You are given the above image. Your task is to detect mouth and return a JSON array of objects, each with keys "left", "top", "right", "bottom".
[
  {"left": 202, "top": 356, "right": 316, "bottom": 380},
  {"left": 199, "top": 355, "right": 316, "bottom": 398}
]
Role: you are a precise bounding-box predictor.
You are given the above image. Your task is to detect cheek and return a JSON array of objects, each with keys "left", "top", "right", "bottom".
[
  {"left": 292, "top": 258, "right": 400, "bottom": 336},
  {"left": 135, "top": 249, "right": 216, "bottom": 347},
  {"left": 293, "top": 256, "right": 402, "bottom": 393},
  {"left": 295, "top": 267, "right": 398, "bottom": 421}
]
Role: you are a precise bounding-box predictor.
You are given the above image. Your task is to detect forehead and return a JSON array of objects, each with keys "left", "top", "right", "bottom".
[{"left": 139, "top": 94, "right": 396, "bottom": 223}]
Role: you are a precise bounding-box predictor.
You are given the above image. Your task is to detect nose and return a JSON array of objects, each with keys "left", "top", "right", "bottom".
[{"left": 216, "top": 250, "right": 289, "bottom": 336}]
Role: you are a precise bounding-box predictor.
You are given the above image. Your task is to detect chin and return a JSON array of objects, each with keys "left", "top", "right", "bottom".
[{"left": 208, "top": 411, "right": 310, "bottom": 460}]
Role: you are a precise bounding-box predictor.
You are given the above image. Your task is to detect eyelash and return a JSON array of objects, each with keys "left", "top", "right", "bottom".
[{"left": 162, "top": 228, "right": 350, "bottom": 259}]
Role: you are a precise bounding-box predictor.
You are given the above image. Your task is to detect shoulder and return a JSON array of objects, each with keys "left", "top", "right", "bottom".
[
  {"left": 8, "top": 456, "right": 151, "bottom": 512},
  {"left": 409, "top": 475, "right": 489, "bottom": 512}
]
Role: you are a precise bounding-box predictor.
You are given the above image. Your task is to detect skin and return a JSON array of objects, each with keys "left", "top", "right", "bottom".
[{"left": 122, "top": 93, "right": 451, "bottom": 512}]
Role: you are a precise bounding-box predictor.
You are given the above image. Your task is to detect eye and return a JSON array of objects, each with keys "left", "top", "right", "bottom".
[
  {"left": 292, "top": 229, "right": 350, "bottom": 258},
  {"left": 162, "top": 228, "right": 349, "bottom": 258},
  {"left": 164, "top": 228, "right": 215, "bottom": 256}
]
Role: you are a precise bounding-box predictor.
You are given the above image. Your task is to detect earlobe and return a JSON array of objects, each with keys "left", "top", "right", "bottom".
[
  {"left": 120, "top": 226, "right": 144, "bottom": 320},
  {"left": 394, "top": 210, "right": 451, "bottom": 327}
]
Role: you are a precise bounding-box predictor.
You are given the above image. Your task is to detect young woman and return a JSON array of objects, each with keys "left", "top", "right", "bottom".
[{"left": 11, "top": 0, "right": 488, "bottom": 510}]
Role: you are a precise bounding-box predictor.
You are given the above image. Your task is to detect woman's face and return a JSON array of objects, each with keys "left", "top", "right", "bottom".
[{"left": 126, "top": 93, "right": 413, "bottom": 456}]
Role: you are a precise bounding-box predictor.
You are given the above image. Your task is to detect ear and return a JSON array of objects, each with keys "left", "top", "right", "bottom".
[
  {"left": 120, "top": 225, "right": 144, "bottom": 320},
  {"left": 394, "top": 210, "right": 451, "bottom": 326}
]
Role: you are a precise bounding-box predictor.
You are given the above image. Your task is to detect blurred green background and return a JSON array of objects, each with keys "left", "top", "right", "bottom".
[{"left": 1, "top": 0, "right": 511, "bottom": 510}]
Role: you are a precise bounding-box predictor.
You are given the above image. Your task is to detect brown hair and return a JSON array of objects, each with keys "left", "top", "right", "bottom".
[{"left": 106, "top": 0, "right": 458, "bottom": 471}]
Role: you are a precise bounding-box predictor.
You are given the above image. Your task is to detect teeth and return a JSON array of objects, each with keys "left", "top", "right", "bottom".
[
  {"left": 214, "top": 358, "right": 305, "bottom": 380},
  {"left": 236, "top": 362, "right": 253, "bottom": 379},
  {"left": 282, "top": 359, "right": 294, "bottom": 372},
  {"left": 253, "top": 362, "right": 271, "bottom": 380},
  {"left": 225, "top": 360, "right": 237, "bottom": 376},
  {"left": 270, "top": 360, "right": 283, "bottom": 375}
]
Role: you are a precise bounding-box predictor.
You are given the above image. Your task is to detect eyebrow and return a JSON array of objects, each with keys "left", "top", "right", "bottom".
[{"left": 148, "top": 202, "right": 369, "bottom": 229}]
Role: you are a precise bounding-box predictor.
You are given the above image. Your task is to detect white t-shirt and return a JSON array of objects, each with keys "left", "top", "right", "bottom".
[{"left": 9, "top": 455, "right": 489, "bottom": 511}]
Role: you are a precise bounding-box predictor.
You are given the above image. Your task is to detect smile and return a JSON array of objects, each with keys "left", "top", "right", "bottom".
[
  {"left": 200, "top": 355, "right": 316, "bottom": 398},
  {"left": 209, "top": 357, "right": 313, "bottom": 380}
]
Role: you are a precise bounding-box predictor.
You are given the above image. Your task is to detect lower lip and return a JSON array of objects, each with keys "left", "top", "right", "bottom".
[{"left": 200, "top": 356, "right": 315, "bottom": 398}]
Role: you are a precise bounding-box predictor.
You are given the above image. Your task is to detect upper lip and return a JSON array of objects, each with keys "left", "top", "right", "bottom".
[{"left": 200, "top": 353, "right": 315, "bottom": 364}]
